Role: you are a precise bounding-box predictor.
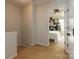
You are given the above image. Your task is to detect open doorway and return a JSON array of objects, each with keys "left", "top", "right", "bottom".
[{"left": 49, "top": 8, "right": 65, "bottom": 46}]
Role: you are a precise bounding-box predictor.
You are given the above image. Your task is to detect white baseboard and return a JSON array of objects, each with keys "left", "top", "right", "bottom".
[
  {"left": 29, "top": 43, "right": 35, "bottom": 46},
  {"left": 8, "top": 53, "right": 17, "bottom": 59},
  {"left": 22, "top": 43, "right": 29, "bottom": 47},
  {"left": 22, "top": 42, "right": 49, "bottom": 47},
  {"left": 22, "top": 43, "right": 35, "bottom": 47},
  {"left": 35, "top": 42, "right": 49, "bottom": 46}
]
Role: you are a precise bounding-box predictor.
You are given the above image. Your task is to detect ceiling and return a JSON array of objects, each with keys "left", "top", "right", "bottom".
[
  {"left": 6, "top": 0, "right": 32, "bottom": 7},
  {"left": 6, "top": 0, "right": 50, "bottom": 7},
  {"left": 33, "top": 0, "right": 50, "bottom": 5},
  {"left": 6, "top": 0, "right": 66, "bottom": 7}
]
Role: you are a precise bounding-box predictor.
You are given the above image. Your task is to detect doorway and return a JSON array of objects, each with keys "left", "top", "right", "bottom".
[{"left": 49, "top": 8, "right": 65, "bottom": 46}]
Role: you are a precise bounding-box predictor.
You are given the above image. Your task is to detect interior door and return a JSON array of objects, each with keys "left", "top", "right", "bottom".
[
  {"left": 36, "top": 4, "right": 49, "bottom": 46},
  {"left": 64, "top": 0, "right": 70, "bottom": 53},
  {"left": 67, "top": 0, "right": 74, "bottom": 58},
  {"left": 64, "top": 0, "right": 74, "bottom": 54}
]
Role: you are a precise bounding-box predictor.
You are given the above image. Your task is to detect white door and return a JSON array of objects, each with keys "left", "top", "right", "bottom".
[
  {"left": 67, "top": 0, "right": 74, "bottom": 59},
  {"left": 64, "top": 0, "right": 69, "bottom": 53},
  {"left": 64, "top": 0, "right": 74, "bottom": 56},
  {"left": 36, "top": 4, "right": 49, "bottom": 46}
]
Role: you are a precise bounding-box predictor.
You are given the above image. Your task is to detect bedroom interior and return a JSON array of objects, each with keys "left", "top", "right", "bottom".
[{"left": 49, "top": 8, "right": 65, "bottom": 45}]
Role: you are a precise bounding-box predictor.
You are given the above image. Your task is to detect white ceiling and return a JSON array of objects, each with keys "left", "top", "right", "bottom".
[
  {"left": 33, "top": 0, "right": 50, "bottom": 5},
  {"left": 6, "top": 0, "right": 50, "bottom": 7},
  {"left": 6, "top": 0, "right": 66, "bottom": 7},
  {"left": 6, "top": 0, "right": 32, "bottom": 7}
]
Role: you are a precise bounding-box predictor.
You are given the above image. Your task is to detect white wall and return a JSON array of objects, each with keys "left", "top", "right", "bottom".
[
  {"left": 66, "top": 0, "right": 74, "bottom": 59},
  {"left": 32, "top": 4, "right": 37, "bottom": 45},
  {"left": 5, "top": 32, "right": 17, "bottom": 59},
  {"left": 35, "top": 3, "right": 49, "bottom": 46},
  {"left": 22, "top": 4, "right": 33, "bottom": 46},
  {"left": 32, "top": 0, "right": 65, "bottom": 46},
  {"left": 5, "top": 2, "right": 22, "bottom": 46}
]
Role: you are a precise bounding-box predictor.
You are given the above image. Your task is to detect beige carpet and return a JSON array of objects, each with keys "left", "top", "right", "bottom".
[{"left": 14, "top": 39, "right": 68, "bottom": 59}]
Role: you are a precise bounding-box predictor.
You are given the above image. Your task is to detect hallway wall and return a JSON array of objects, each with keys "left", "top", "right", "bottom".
[
  {"left": 21, "top": 4, "right": 33, "bottom": 46},
  {"left": 5, "top": 2, "right": 22, "bottom": 46}
]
